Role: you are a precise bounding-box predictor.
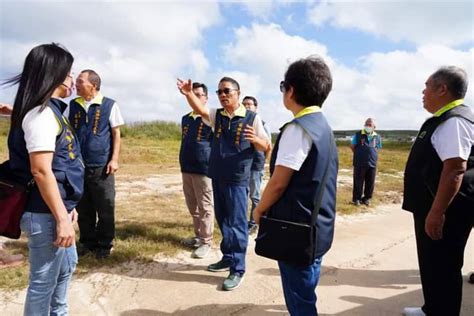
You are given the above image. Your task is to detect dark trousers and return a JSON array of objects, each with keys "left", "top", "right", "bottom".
[
  {"left": 212, "top": 179, "right": 249, "bottom": 275},
  {"left": 413, "top": 197, "right": 473, "bottom": 316},
  {"left": 77, "top": 166, "right": 116, "bottom": 250},
  {"left": 352, "top": 166, "right": 376, "bottom": 202}
]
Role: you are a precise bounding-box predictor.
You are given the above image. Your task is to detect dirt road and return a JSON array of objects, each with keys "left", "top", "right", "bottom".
[{"left": 1, "top": 202, "right": 473, "bottom": 315}]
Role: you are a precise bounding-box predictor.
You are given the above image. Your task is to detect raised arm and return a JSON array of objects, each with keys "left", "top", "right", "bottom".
[{"left": 177, "top": 78, "right": 210, "bottom": 122}]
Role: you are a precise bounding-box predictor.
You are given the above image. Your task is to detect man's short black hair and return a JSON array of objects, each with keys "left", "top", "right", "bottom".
[
  {"left": 284, "top": 56, "right": 332, "bottom": 107},
  {"left": 243, "top": 96, "right": 258, "bottom": 107},
  {"left": 219, "top": 76, "right": 240, "bottom": 90},
  {"left": 192, "top": 82, "right": 208, "bottom": 96}
]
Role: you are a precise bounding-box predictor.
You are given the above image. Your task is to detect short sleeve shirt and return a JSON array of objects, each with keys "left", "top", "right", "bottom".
[
  {"left": 275, "top": 123, "right": 312, "bottom": 171},
  {"left": 64, "top": 94, "right": 125, "bottom": 128},
  {"left": 22, "top": 105, "right": 60, "bottom": 153},
  {"left": 431, "top": 116, "right": 474, "bottom": 161}
]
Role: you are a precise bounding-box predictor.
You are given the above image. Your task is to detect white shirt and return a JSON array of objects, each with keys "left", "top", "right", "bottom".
[
  {"left": 64, "top": 95, "right": 125, "bottom": 128},
  {"left": 275, "top": 123, "right": 313, "bottom": 171},
  {"left": 22, "top": 105, "right": 60, "bottom": 153},
  {"left": 431, "top": 117, "right": 474, "bottom": 161},
  {"left": 204, "top": 106, "right": 270, "bottom": 142}
]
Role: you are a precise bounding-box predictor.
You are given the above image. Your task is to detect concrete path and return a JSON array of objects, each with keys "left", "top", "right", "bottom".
[{"left": 2, "top": 204, "right": 473, "bottom": 315}]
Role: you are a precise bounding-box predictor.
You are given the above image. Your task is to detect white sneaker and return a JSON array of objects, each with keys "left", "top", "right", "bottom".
[
  {"left": 191, "top": 244, "right": 210, "bottom": 259},
  {"left": 403, "top": 307, "right": 426, "bottom": 316}
]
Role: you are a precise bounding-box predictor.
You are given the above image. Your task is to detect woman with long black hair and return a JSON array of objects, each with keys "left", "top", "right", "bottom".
[{"left": 4, "top": 43, "right": 84, "bottom": 315}]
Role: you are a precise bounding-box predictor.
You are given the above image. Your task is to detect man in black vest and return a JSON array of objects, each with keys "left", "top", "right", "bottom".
[
  {"left": 242, "top": 96, "right": 272, "bottom": 234},
  {"left": 69, "top": 70, "right": 125, "bottom": 259},
  {"left": 350, "top": 118, "right": 382, "bottom": 206},
  {"left": 402, "top": 66, "right": 473, "bottom": 316}
]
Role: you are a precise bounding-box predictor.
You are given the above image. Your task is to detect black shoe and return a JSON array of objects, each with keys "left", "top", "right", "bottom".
[
  {"left": 362, "top": 199, "right": 371, "bottom": 206},
  {"left": 77, "top": 245, "right": 95, "bottom": 257},
  {"left": 95, "top": 248, "right": 111, "bottom": 259},
  {"left": 468, "top": 273, "right": 474, "bottom": 284},
  {"left": 207, "top": 259, "right": 232, "bottom": 272},
  {"left": 351, "top": 200, "right": 361, "bottom": 206}
]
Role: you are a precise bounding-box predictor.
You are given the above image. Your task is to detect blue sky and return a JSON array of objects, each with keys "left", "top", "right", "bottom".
[{"left": 1, "top": 0, "right": 473, "bottom": 131}]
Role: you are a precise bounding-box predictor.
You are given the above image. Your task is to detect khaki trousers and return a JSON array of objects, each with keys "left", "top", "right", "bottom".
[{"left": 182, "top": 173, "right": 214, "bottom": 245}]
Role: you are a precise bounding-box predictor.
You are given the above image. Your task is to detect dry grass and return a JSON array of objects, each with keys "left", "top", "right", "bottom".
[{"left": 0, "top": 120, "right": 411, "bottom": 289}]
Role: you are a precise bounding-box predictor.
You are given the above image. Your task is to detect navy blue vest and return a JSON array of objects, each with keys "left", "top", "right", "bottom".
[
  {"left": 403, "top": 105, "right": 474, "bottom": 215},
  {"left": 251, "top": 120, "right": 267, "bottom": 171},
  {"left": 353, "top": 131, "right": 381, "bottom": 168},
  {"left": 268, "top": 112, "right": 338, "bottom": 257},
  {"left": 69, "top": 96, "right": 115, "bottom": 167},
  {"left": 207, "top": 109, "right": 256, "bottom": 185},
  {"left": 179, "top": 113, "right": 213, "bottom": 175},
  {"left": 8, "top": 99, "right": 84, "bottom": 213}
]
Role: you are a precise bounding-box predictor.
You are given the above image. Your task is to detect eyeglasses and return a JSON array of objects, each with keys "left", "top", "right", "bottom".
[
  {"left": 195, "top": 93, "right": 207, "bottom": 98},
  {"left": 280, "top": 81, "right": 287, "bottom": 93},
  {"left": 216, "top": 88, "right": 238, "bottom": 95}
]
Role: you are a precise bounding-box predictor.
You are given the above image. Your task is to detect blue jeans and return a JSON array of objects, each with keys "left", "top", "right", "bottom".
[
  {"left": 212, "top": 180, "right": 248, "bottom": 275},
  {"left": 248, "top": 170, "right": 264, "bottom": 224},
  {"left": 278, "top": 257, "right": 323, "bottom": 316},
  {"left": 20, "top": 212, "right": 78, "bottom": 316}
]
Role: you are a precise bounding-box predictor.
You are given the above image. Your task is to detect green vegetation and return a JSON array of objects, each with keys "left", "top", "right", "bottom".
[{"left": 0, "top": 120, "right": 411, "bottom": 289}]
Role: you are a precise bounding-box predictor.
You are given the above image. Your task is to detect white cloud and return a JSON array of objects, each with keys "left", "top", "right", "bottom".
[
  {"left": 1, "top": 1, "right": 472, "bottom": 132},
  {"left": 308, "top": 0, "right": 474, "bottom": 46},
  {"left": 220, "top": 23, "right": 473, "bottom": 130},
  {"left": 0, "top": 1, "right": 221, "bottom": 123}
]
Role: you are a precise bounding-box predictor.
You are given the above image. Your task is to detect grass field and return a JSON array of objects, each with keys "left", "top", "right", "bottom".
[{"left": 0, "top": 118, "right": 411, "bottom": 289}]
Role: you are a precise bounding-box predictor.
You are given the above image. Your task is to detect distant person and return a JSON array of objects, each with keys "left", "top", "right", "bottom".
[
  {"left": 402, "top": 66, "right": 473, "bottom": 316},
  {"left": 242, "top": 96, "right": 272, "bottom": 234},
  {"left": 350, "top": 118, "right": 382, "bottom": 206},
  {"left": 177, "top": 76, "right": 271, "bottom": 291},
  {"left": 4, "top": 43, "right": 83, "bottom": 315},
  {"left": 179, "top": 82, "right": 214, "bottom": 259},
  {"left": 68, "top": 69, "right": 124, "bottom": 259},
  {"left": 254, "top": 56, "right": 338, "bottom": 316}
]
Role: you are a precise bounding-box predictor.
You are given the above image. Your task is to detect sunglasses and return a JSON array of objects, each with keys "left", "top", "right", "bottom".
[
  {"left": 216, "top": 88, "right": 238, "bottom": 95},
  {"left": 280, "top": 81, "right": 287, "bottom": 93}
]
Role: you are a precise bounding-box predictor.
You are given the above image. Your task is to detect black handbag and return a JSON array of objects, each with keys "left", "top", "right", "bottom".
[{"left": 255, "top": 134, "right": 333, "bottom": 266}]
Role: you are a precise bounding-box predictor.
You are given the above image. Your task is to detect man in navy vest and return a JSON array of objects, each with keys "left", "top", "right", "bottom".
[
  {"left": 350, "top": 118, "right": 382, "bottom": 206},
  {"left": 177, "top": 76, "right": 271, "bottom": 291},
  {"left": 402, "top": 66, "right": 473, "bottom": 316},
  {"left": 179, "top": 82, "right": 214, "bottom": 259},
  {"left": 68, "top": 69, "right": 125, "bottom": 259},
  {"left": 242, "top": 96, "right": 272, "bottom": 234},
  {"left": 253, "top": 56, "right": 338, "bottom": 316}
]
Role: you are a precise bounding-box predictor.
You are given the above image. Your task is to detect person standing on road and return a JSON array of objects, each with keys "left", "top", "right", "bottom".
[
  {"left": 4, "top": 43, "right": 83, "bottom": 315},
  {"left": 177, "top": 76, "right": 271, "bottom": 291},
  {"left": 68, "top": 69, "right": 124, "bottom": 259},
  {"left": 179, "top": 82, "right": 214, "bottom": 259},
  {"left": 350, "top": 118, "right": 382, "bottom": 206},
  {"left": 402, "top": 66, "right": 474, "bottom": 316},
  {"left": 242, "top": 96, "right": 272, "bottom": 234},
  {"left": 254, "top": 56, "right": 338, "bottom": 316}
]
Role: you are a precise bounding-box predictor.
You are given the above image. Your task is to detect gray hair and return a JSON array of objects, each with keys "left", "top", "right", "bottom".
[
  {"left": 431, "top": 66, "right": 468, "bottom": 99},
  {"left": 81, "top": 69, "right": 101, "bottom": 91}
]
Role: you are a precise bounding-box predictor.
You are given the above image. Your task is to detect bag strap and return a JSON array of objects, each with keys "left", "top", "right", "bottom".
[{"left": 310, "top": 132, "right": 334, "bottom": 227}]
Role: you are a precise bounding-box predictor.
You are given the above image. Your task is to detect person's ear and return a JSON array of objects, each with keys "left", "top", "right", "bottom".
[{"left": 437, "top": 83, "right": 448, "bottom": 96}]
